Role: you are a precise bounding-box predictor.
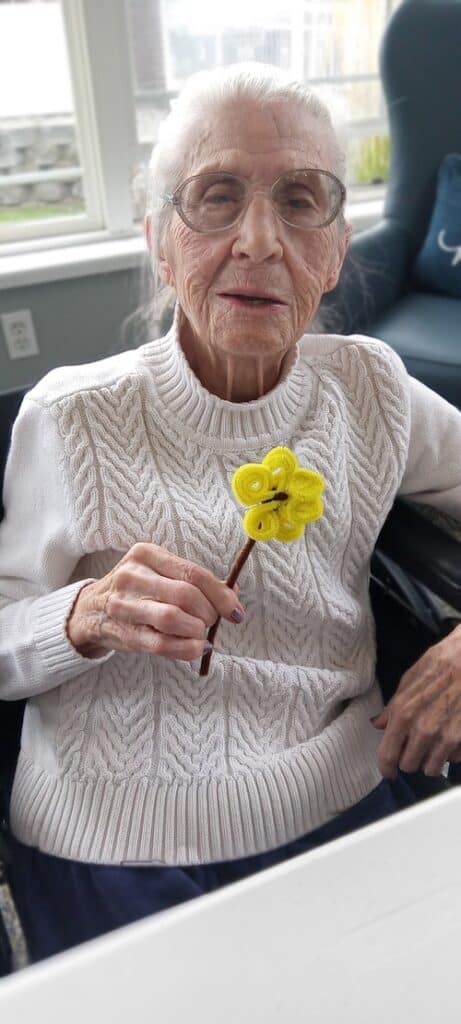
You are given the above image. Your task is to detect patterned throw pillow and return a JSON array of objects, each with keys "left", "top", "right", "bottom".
[{"left": 413, "top": 153, "right": 461, "bottom": 299}]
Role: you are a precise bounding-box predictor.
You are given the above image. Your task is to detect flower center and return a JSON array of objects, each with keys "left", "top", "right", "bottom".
[{"left": 261, "top": 491, "right": 288, "bottom": 504}]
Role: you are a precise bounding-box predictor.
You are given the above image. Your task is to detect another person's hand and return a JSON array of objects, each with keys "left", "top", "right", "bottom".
[
  {"left": 66, "top": 543, "right": 244, "bottom": 661},
  {"left": 371, "top": 625, "right": 461, "bottom": 778}
]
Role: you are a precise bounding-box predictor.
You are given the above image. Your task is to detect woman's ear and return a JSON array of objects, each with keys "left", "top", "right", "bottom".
[
  {"left": 144, "top": 213, "right": 174, "bottom": 285},
  {"left": 144, "top": 213, "right": 152, "bottom": 252},
  {"left": 325, "top": 223, "right": 352, "bottom": 292},
  {"left": 158, "top": 255, "right": 174, "bottom": 286}
]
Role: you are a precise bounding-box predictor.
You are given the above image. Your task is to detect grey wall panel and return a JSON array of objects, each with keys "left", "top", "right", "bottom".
[{"left": 0, "top": 267, "right": 151, "bottom": 394}]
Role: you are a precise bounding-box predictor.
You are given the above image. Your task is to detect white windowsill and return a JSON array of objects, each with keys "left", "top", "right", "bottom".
[
  {"left": 0, "top": 198, "right": 383, "bottom": 291},
  {"left": 0, "top": 232, "right": 148, "bottom": 290}
]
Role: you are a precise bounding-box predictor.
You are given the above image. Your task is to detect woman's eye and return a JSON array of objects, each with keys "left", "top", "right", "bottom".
[
  {"left": 203, "top": 191, "right": 235, "bottom": 205},
  {"left": 285, "top": 192, "right": 316, "bottom": 208}
]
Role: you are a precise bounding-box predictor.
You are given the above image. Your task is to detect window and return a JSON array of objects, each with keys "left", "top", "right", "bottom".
[
  {"left": 126, "top": 0, "right": 403, "bottom": 217},
  {"left": 0, "top": 0, "right": 103, "bottom": 243},
  {"left": 0, "top": 0, "right": 402, "bottom": 250}
]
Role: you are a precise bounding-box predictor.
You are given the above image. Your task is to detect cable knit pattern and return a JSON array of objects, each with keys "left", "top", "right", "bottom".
[
  {"left": 84, "top": 653, "right": 156, "bottom": 782},
  {"left": 3, "top": 316, "right": 461, "bottom": 865},
  {"left": 51, "top": 397, "right": 104, "bottom": 550}
]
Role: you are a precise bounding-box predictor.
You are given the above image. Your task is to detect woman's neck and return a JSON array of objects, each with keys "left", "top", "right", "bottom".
[{"left": 179, "top": 320, "right": 291, "bottom": 403}]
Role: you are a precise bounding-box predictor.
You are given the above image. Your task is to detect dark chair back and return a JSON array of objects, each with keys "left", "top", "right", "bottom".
[
  {"left": 383, "top": 0, "right": 461, "bottom": 261},
  {"left": 318, "top": 0, "right": 461, "bottom": 407}
]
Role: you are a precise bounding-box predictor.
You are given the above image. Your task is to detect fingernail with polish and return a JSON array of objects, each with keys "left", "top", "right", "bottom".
[
  {"left": 203, "top": 642, "right": 213, "bottom": 654},
  {"left": 230, "top": 608, "right": 244, "bottom": 623}
]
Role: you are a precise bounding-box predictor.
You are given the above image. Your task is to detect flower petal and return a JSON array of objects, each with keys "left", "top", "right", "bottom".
[
  {"left": 274, "top": 511, "right": 305, "bottom": 543},
  {"left": 232, "top": 464, "right": 272, "bottom": 506},
  {"left": 288, "top": 496, "right": 324, "bottom": 524},
  {"left": 262, "top": 447, "right": 298, "bottom": 491},
  {"left": 243, "top": 506, "right": 279, "bottom": 541},
  {"left": 289, "top": 468, "right": 325, "bottom": 501}
]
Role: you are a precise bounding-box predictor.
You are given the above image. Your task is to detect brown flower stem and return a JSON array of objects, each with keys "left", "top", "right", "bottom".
[{"left": 199, "top": 537, "right": 256, "bottom": 676}]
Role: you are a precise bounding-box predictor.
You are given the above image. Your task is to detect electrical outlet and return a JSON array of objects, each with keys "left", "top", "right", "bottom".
[{"left": 1, "top": 309, "right": 39, "bottom": 360}]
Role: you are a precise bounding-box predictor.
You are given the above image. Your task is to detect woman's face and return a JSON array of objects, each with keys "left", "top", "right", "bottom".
[{"left": 157, "top": 98, "right": 350, "bottom": 365}]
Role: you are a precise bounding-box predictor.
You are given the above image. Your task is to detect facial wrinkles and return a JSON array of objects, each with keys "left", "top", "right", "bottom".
[
  {"left": 172, "top": 217, "right": 339, "bottom": 399},
  {"left": 161, "top": 101, "right": 346, "bottom": 401},
  {"left": 188, "top": 101, "right": 328, "bottom": 176},
  {"left": 174, "top": 213, "right": 337, "bottom": 308}
]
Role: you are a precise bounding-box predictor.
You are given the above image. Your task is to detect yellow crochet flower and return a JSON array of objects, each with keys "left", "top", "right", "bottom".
[{"left": 231, "top": 446, "right": 325, "bottom": 543}]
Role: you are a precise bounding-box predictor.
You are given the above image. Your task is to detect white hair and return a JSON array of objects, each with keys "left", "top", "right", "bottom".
[{"left": 145, "top": 62, "right": 346, "bottom": 320}]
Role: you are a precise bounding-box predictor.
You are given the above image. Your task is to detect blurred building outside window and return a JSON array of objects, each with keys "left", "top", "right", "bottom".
[
  {"left": 127, "top": 0, "right": 403, "bottom": 222},
  {"left": 0, "top": 0, "right": 402, "bottom": 248}
]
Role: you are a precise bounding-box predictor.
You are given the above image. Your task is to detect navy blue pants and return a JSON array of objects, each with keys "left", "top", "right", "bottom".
[{"left": 8, "top": 776, "right": 416, "bottom": 964}]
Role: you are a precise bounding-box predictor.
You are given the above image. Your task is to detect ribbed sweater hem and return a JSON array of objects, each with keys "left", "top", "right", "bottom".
[{"left": 10, "top": 696, "right": 383, "bottom": 866}]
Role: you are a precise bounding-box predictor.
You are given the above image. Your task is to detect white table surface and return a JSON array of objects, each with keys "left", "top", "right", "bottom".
[{"left": 1, "top": 787, "right": 460, "bottom": 1024}]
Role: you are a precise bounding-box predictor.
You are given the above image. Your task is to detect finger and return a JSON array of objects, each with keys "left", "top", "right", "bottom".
[
  {"left": 449, "top": 743, "right": 461, "bottom": 764},
  {"left": 102, "top": 621, "right": 210, "bottom": 662},
  {"left": 105, "top": 594, "right": 207, "bottom": 640},
  {"left": 377, "top": 710, "right": 409, "bottom": 779},
  {"left": 129, "top": 544, "right": 245, "bottom": 622},
  {"left": 370, "top": 711, "right": 388, "bottom": 730},
  {"left": 398, "top": 723, "right": 436, "bottom": 773},
  {"left": 421, "top": 741, "right": 452, "bottom": 778},
  {"left": 112, "top": 562, "right": 218, "bottom": 627},
  {"left": 145, "top": 631, "right": 211, "bottom": 662}
]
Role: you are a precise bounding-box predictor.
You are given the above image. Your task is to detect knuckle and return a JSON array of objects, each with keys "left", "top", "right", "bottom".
[
  {"left": 148, "top": 631, "right": 166, "bottom": 655},
  {"left": 188, "top": 639, "right": 207, "bottom": 662},
  {"left": 130, "top": 542, "right": 149, "bottom": 562},
  {"left": 113, "top": 565, "right": 135, "bottom": 591},
  {"left": 104, "top": 592, "right": 121, "bottom": 617},
  {"left": 131, "top": 544, "right": 149, "bottom": 561},
  {"left": 414, "top": 721, "right": 434, "bottom": 743},
  {"left": 182, "top": 561, "right": 203, "bottom": 588},
  {"left": 157, "top": 606, "right": 182, "bottom": 634}
]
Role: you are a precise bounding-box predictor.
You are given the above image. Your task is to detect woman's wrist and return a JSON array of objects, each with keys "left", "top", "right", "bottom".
[{"left": 66, "top": 582, "right": 107, "bottom": 659}]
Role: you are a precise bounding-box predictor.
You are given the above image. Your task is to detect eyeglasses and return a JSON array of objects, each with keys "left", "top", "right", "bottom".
[{"left": 162, "top": 169, "right": 346, "bottom": 233}]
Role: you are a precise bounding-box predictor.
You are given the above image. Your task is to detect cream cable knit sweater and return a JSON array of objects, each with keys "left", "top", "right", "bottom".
[{"left": 1, "top": 321, "right": 461, "bottom": 866}]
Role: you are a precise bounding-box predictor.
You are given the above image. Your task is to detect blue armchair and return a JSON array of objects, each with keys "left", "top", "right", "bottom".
[{"left": 320, "top": 0, "right": 461, "bottom": 407}]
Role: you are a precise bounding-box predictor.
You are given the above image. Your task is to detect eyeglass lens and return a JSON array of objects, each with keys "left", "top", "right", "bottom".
[{"left": 177, "top": 170, "right": 342, "bottom": 231}]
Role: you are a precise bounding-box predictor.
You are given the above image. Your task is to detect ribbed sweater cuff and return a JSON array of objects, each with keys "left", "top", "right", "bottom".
[{"left": 34, "top": 579, "right": 113, "bottom": 679}]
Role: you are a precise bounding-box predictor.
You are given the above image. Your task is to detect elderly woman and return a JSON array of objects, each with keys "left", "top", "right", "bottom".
[{"left": 2, "top": 63, "right": 461, "bottom": 964}]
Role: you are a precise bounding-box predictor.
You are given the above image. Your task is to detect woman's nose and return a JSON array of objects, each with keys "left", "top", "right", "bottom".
[{"left": 231, "top": 194, "right": 283, "bottom": 263}]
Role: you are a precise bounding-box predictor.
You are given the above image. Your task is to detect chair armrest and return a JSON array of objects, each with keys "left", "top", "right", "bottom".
[
  {"left": 318, "top": 218, "right": 412, "bottom": 335},
  {"left": 377, "top": 500, "right": 461, "bottom": 612}
]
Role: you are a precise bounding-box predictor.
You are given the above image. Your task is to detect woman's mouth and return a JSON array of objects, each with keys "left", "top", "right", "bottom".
[{"left": 218, "top": 292, "right": 285, "bottom": 308}]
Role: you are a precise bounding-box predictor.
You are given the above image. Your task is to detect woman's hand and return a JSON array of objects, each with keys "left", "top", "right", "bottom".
[
  {"left": 372, "top": 624, "right": 461, "bottom": 778},
  {"left": 66, "top": 543, "right": 244, "bottom": 662}
]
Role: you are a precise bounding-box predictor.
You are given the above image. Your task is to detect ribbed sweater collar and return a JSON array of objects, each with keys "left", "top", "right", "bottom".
[{"left": 141, "top": 307, "right": 311, "bottom": 452}]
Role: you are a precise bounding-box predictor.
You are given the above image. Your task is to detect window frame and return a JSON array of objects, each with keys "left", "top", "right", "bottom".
[
  {"left": 0, "top": 0, "right": 393, "bottom": 265},
  {"left": 0, "top": 0, "right": 138, "bottom": 248}
]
